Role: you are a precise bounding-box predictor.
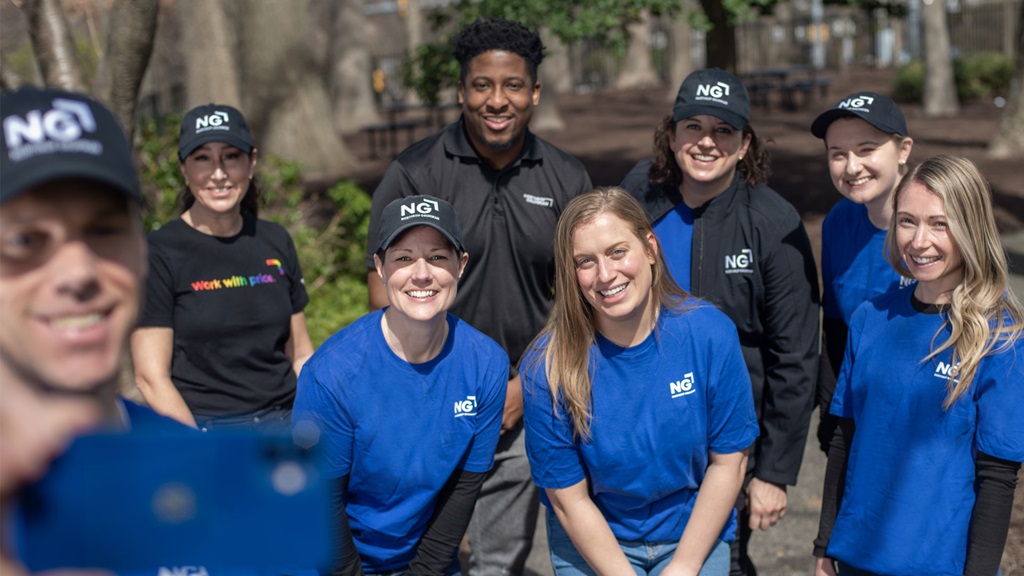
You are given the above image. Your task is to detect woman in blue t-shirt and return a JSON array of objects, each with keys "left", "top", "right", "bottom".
[
  {"left": 809, "top": 92, "right": 914, "bottom": 451},
  {"left": 521, "top": 187, "right": 758, "bottom": 576},
  {"left": 813, "top": 155, "right": 1024, "bottom": 576},
  {"left": 292, "top": 195, "right": 508, "bottom": 575}
]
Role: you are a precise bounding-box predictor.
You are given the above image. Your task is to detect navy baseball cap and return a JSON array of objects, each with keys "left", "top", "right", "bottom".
[
  {"left": 178, "top": 103, "right": 255, "bottom": 161},
  {"left": 376, "top": 195, "right": 465, "bottom": 255},
  {"left": 811, "top": 92, "right": 908, "bottom": 139},
  {"left": 1, "top": 87, "right": 142, "bottom": 205},
  {"left": 673, "top": 68, "right": 750, "bottom": 130}
]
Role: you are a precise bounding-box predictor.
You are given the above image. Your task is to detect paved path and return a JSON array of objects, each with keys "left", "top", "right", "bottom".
[{"left": 521, "top": 232, "right": 1024, "bottom": 576}]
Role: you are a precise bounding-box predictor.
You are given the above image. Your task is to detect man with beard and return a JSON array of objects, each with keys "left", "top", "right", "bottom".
[{"left": 366, "top": 17, "right": 592, "bottom": 576}]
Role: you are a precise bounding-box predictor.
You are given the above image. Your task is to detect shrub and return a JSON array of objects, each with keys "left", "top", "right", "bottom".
[
  {"left": 134, "top": 115, "right": 371, "bottom": 347},
  {"left": 891, "top": 53, "right": 1015, "bottom": 104}
]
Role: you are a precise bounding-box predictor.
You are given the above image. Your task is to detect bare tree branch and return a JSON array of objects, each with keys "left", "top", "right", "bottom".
[
  {"left": 94, "top": 0, "right": 159, "bottom": 138},
  {"left": 22, "top": 0, "right": 86, "bottom": 91}
]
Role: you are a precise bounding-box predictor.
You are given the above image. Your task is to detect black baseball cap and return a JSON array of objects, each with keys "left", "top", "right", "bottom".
[
  {"left": 673, "top": 68, "right": 750, "bottom": 130},
  {"left": 376, "top": 195, "right": 465, "bottom": 255},
  {"left": 810, "top": 92, "right": 908, "bottom": 139},
  {"left": 1, "top": 87, "right": 142, "bottom": 205},
  {"left": 178, "top": 103, "right": 255, "bottom": 161}
]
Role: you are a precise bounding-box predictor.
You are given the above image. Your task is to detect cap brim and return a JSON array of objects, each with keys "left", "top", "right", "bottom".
[
  {"left": 179, "top": 132, "right": 255, "bottom": 161},
  {"left": 377, "top": 221, "right": 464, "bottom": 255},
  {"left": 1, "top": 154, "right": 142, "bottom": 205},
  {"left": 810, "top": 109, "right": 905, "bottom": 139},
  {"left": 673, "top": 104, "right": 746, "bottom": 130}
]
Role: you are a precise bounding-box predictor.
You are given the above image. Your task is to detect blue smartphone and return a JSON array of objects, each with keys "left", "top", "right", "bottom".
[{"left": 16, "top": 429, "right": 334, "bottom": 572}]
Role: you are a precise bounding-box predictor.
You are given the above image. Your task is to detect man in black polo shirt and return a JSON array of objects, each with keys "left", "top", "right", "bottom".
[{"left": 366, "top": 17, "right": 592, "bottom": 576}]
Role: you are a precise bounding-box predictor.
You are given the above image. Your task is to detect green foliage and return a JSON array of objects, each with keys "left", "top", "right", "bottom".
[
  {"left": 134, "top": 115, "right": 371, "bottom": 347},
  {"left": 403, "top": 42, "right": 462, "bottom": 105},
  {"left": 892, "top": 53, "right": 1015, "bottom": 104},
  {"left": 891, "top": 60, "right": 924, "bottom": 102}
]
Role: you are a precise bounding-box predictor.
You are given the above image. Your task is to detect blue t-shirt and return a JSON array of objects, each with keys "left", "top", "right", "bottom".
[
  {"left": 291, "top": 310, "right": 508, "bottom": 572},
  {"left": 653, "top": 203, "right": 695, "bottom": 290},
  {"left": 521, "top": 302, "right": 759, "bottom": 543},
  {"left": 821, "top": 199, "right": 912, "bottom": 322},
  {"left": 829, "top": 289, "right": 1024, "bottom": 574}
]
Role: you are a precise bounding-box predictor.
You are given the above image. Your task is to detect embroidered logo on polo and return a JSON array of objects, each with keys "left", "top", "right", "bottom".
[
  {"left": 670, "top": 373, "right": 697, "bottom": 398},
  {"left": 933, "top": 361, "right": 960, "bottom": 383},
  {"left": 724, "top": 248, "right": 754, "bottom": 274},
  {"left": 3, "top": 98, "right": 101, "bottom": 162},
  {"left": 454, "top": 395, "right": 478, "bottom": 418},
  {"left": 522, "top": 193, "right": 554, "bottom": 207},
  {"left": 189, "top": 258, "right": 287, "bottom": 292}
]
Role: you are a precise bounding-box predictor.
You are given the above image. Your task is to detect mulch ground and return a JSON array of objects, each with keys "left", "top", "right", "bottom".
[{"left": 341, "top": 65, "right": 1024, "bottom": 573}]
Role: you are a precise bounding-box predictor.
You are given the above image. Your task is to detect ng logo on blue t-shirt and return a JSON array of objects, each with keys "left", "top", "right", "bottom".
[
  {"left": 454, "top": 395, "right": 478, "bottom": 417},
  {"left": 670, "top": 373, "right": 696, "bottom": 398}
]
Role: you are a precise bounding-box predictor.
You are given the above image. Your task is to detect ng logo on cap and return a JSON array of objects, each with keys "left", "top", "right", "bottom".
[
  {"left": 837, "top": 95, "right": 874, "bottom": 110},
  {"left": 400, "top": 198, "right": 440, "bottom": 217},
  {"left": 696, "top": 82, "right": 731, "bottom": 99},
  {"left": 194, "top": 111, "right": 231, "bottom": 133},
  {"left": 3, "top": 98, "right": 99, "bottom": 161}
]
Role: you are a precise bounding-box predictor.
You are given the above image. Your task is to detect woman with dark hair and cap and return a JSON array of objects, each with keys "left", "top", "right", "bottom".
[
  {"left": 808, "top": 92, "right": 915, "bottom": 453},
  {"left": 620, "top": 68, "right": 820, "bottom": 575},
  {"left": 292, "top": 195, "right": 507, "bottom": 575},
  {"left": 131, "top": 103, "right": 313, "bottom": 430}
]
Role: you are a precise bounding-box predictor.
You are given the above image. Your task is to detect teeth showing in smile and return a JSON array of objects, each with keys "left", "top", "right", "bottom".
[
  {"left": 911, "top": 256, "right": 938, "bottom": 265},
  {"left": 408, "top": 290, "right": 438, "bottom": 298},
  {"left": 848, "top": 177, "right": 871, "bottom": 186},
  {"left": 600, "top": 285, "right": 626, "bottom": 297},
  {"left": 50, "top": 313, "right": 103, "bottom": 330},
  {"left": 693, "top": 154, "right": 716, "bottom": 162}
]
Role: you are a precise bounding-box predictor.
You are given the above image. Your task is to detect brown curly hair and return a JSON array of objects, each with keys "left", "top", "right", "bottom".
[{"left": 648, "top": 114, "right": 771, "bottom": 189}]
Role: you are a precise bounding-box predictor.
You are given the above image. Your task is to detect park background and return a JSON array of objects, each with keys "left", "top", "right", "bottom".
[{"left": 2, "top": 0, "right": 1023, "bottom": 573}]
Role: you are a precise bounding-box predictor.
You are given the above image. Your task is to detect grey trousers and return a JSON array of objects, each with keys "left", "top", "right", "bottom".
[{"left": 467, "top": 425, "right": 541, "bottom": 576}]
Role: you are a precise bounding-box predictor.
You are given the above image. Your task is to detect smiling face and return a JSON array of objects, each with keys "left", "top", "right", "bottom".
[
  {"left": 672, "top": 115, "right": 752, "bottom": 202},
  {"left": 895, "top": 181, "right": 963, "bottom": 304},
  {"left": 374, "top": 226, "right": 468, "bottom": 324},
  {"left": 179, "top": 142, "right": 256, "bottom": 218},
  {"left": 572, "top": 212, "right": 658, "bottom": 345},
  {"left": 825, "top": 117, "right": 912, "bottom": 220},
  {"left": 0, "top": 180, "right": 146, "bottom": 394},
  {"left": 458, "top": 49, "right": 540, "bottom": 169}
]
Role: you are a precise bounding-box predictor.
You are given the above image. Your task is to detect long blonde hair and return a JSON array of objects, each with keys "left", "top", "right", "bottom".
[
  {"left": 527, "top": 187, "right": 690, "bottom": 440},
  {"left": 886, "top": 155, "right": 1024, "bottom": 409}
]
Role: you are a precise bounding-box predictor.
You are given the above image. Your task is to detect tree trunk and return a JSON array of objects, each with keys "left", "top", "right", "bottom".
[
  {"left": 329, "top": 0, "right": 381, "bottom": 135},
  {"left": 921, "top": 0, "right": 959, "bottom": 116},
  {"left": 239, "top": 0, "right": 355, "bottom": 178},
  {"left": 22, "top": 0, "right": 85, "bottom": 91},
  {"left": 666, "top": 14, "right": 695, "bottom": 102},
  {"left": 177, "top": 0, "right": 242, "bottom": 108},
  {"left": 988, "top": 0, "right": 1024, "bottom": 158},
  {"left": 1, "top": 53, "right": 25, "bottom": 90},
  {"left": 532, "top": 59, "right": 565, "bottom": 132},
  {"left": 616, "top": 10, "right": 660, "bottom": 90},
  {"left": 93, "top": 0, "right": 159, "bottom": 138},
  {"left": 541, "top": 28, "right": 573, "bottom": 95},
  {"left": 403, "top": 0, "right": 423, "bottom": 105},
  {"left": 699, "top": 0, "right": 737, "bottom": 71}
]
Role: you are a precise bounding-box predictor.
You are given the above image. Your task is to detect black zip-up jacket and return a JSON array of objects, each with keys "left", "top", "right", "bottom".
[{"left": 622, "top": 162, "right": 820, "bottom": 485}]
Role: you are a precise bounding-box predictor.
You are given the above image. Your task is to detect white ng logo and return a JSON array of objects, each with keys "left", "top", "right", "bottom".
[
  {"left": 454, "top": 395, "right": 478, "bottom": 417},
  {"left": 195, "top": 111, "right": 230, "bottom": 129},
  {"left": 837, "top": 95, "right": 874, "bottom": 109},
  {"left": 158, "top": 567, "right": 209, "bottom": 576},
  {"left": 934, "top": 361, "right": 960, "bottom": 383},
  {"left": 3, "top": 98, "right": 96, "bottom": 149},
  {"left": 725, "top": 248, "right": 754, "bottom": 273},
  {"left": 401, "top": 198, "right": 440, "bottom": 217},
  {"left": 696, "top": 82, "right": 731, "bottom": 98},
  {"left": 670, "top": 373, "right": 696, "bottom": 398}
]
